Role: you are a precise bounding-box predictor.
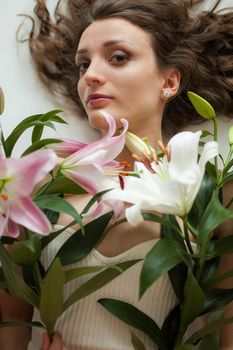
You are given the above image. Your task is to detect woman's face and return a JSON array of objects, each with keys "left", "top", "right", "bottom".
[{"left": 76, "top": 18, "right": 167, "bottom": 134}]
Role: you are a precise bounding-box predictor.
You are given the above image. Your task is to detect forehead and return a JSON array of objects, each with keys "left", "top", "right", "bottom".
[{"left": 77, "top": 18, "right": 153, "bottom": 51}]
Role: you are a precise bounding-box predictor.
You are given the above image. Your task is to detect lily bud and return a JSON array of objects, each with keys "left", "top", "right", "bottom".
[
  {"left": 125, "top": 131, "right": 157, "bottom": 164},
  {"left": 228, "top": 125, "right": 233, "bottom": 146},
  {"left": 187, "top": 91, "right": 216, "bottom": 120},
  {"left": 0, "top": 87, "right": 4, "bottom": 115}
]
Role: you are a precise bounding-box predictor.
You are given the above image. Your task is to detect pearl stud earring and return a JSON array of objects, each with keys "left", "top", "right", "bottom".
[{"left": 163, "top": 90, "right": 170, "bottom": 98}]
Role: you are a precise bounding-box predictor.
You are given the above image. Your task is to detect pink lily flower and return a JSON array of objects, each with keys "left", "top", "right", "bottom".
[
  {"left": 60, "top": 111, "right": 128, "bottom": 195},
  {"left": 59, "top": 112, "right": 128, "bottom": 218},
  {"left": 50, "top": 138, "right": 87, "bottom": 157},
  {"left": 0, "top": 149, "right": 57, "bottom": 237}
]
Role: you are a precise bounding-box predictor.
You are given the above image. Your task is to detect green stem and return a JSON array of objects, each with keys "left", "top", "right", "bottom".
[
  {"left": 33, "top": 262, "right": 42, "bottom": 293},
  {"left": 225, "top": 145, "right": 233, "bottom": 169},
  {"left": 226, "top": 196, "right": 233, "bottom": 209},
  {"left": 195, "top": 253, "right": 205, "bottom": 282},
  {"left": 183, "top": 216, "right": 194, "bottom": 255},
  {"left": 24, "top": 230, "right": 42, "bottom": 292},
  {"left": 213, "top": 118, "right": 220, "bottom": 181},
  {"left": 33, "top": 172, "right": 56, "bottom": 199},
  {"left": 175, "top": 330, "right": 184, "bottom": 347},
  {"left": 217, "top": 145, "right": 233, "bottom": 186}
]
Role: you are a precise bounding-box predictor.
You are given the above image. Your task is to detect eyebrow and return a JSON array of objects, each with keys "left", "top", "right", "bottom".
[{"left": 76, "top": 39, "right": 132, "bottom": 55}]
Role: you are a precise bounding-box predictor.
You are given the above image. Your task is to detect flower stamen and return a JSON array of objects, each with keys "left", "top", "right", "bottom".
[
  {"left": 158, "top": 140, "right": 168, "bottom": 156},
  {"left": 1, "top": 194, "right": 8, "bottom": 201},
  {"left": 166, "top": 144, "right": 171, "bottom": 162},
  {"left": 118, "top": 175, "right": 125, "bottom": 190},
  {"left": 120, "top": 160, "right": 131, "bottom": 169}
]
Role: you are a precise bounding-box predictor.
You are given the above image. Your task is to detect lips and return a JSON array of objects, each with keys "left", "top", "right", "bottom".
[{"left": 86, "top": 93, "right": 112, "bottom": 104}]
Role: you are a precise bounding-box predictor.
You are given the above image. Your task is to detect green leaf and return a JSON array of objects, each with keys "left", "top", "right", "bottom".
[
  {"left": 188, "top": 173, "right": 215, "bottom": 235},
  {"left": 143, "top": 212, "right": 182, "bottom": 236},
  {"left": 223, "top": 159, "right": 233, "bottom": 176},
  {"left": 185, "top": 315, "right": 233, "bottom": 344},
  {"left": 201, "top": 130, "right": 214, "bottom": 138},
  {"left": 0, "top": 267, "right": 7, "bottom": 289},
  {"left": 34, "top": 194, "right": 84, "bottom": 235},
  {"left": 197, "top": 190, "right": 233, "bottom": 253},
  {"left": 179, "top": 272, "right": 205, "bottom": 333},
  {"left": 38, "top": 176, "right": 86, "bottom": 195},
  {"left": 64, "top": 266, "right": 104, "bottom": 283},
  {"left": 161, "top": 215, "right": 188, "bottom": 302},
  {"left": 0, "top": 236, "right": 18, "bottom": 244},
  {"left": 40, "top": 258, "right": 65, "bottom": 335},
  {"left": 198, "top": 310, "right": 223, "bottom": 350},
  {"left": 209, "top": 234, "right": 233, "bottom": 258},
  {"left": 10, "top": 235, "right": 41, "bottom": 266},
  {"left": 161, "top": 214, "right": 184, "bottom": 245},
  {"left": 30, "top": 121, "right": 56, "bottom": 143},
  {"left": 4, "top": 110, "right": 63, "bottom": 156},
  {"left": 169, "top": 263, "right": 188, "bottom": 303},
  {"left": 42, "top": 208, "right": 60, "bottom": 225},
  {"left": 0, "top": 242, "right": 39, "bottom": 307},
  {"left": 63, "top": 260, "right": 140, "bottom": 311},
  {"left": 56, "top": 211, "right": 113, "bottom": 266},
  {"left": 0, "top": 86, "right": 5, "bottom": 115},
  {"left": 187, "top": 91, "right": 216, "bottom": 120},
  {"left": 98, "top": 298, "right": 167, "bottom": 350},
  {"left": 21, "top": 138, "right": 62, "bottom": 156},
  {"left": 161, "top": 304, "right": 181, "bottom": 349},
  {"left": 32, "top": 112, "right": 67, "bottom": 143},
  {"left": 175, "top": 345, "right": 196, "bottom": 350},
  {"left": 201, "top": 288, "right": 233, "bottom": 315},
  {"left": 140, "top": 237, "right": 190, "bottom": 298},
  {"left": 203, "top": 266, "right": 233, "bottom": 288},
  {"left": 81, "top": 189, "right": 112, "bottom": 215},
  {"left": 131, "top": 332, "right": 147, "bottom": 350},
  {"left": 41, "top": 224, "right": 74, "bottom": 249},
  {"left": 4, "top": 115, "right": 42, "bottom": 156},
  {"left": 200, "top": 257, "right": 220, "bottom": 287},
  {"left": 199, "top": 332, "right": 219, "bottom": 350}
]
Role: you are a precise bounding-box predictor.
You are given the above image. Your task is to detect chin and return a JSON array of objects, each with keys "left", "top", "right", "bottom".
[
  {"left": 88, "top": 112, "right": 110, "bottom": 131},
  {"left": 88, "top": 110, "right": 125, "bottom": 132}
]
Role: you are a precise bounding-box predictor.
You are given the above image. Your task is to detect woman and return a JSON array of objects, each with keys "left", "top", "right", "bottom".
[{"left": 0, "top": 1, "right": 233, "bottom": 349}]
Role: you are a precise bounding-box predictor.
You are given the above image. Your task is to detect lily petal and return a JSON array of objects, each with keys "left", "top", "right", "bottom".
[
  {"left": 6, "top": 150, "right": 57, "bottom": 197},
  {"left": 10, "top": 197, "right": 52, "bottom": 235},
  {"left": 125, "top": 203, "right": 144, "bottom": 226},
  {"left": 50, "top": 138, "right": 87, "bottom": 157},
  {"left": 168, "top": 131, "right": 201, "bottom": 184},
  {"left": 6, "top": 218, "right": 20, "bottom": 238}
]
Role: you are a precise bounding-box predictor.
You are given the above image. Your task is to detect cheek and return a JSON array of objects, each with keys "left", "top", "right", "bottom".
[{"left": 77, "top": 80, "right": 85, "bottom": 102}]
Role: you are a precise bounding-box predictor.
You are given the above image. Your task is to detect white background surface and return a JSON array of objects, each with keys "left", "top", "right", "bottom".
[{"left": 0, "top": 0, "right": 232, "bottom": 156}]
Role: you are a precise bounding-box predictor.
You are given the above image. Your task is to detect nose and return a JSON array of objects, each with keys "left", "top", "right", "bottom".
[{"left": 84, "top": 60, "right": 106, "bottom": 86}]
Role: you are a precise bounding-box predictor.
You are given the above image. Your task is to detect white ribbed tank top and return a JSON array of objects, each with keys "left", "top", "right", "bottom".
[{"left": 28, "top": 226, "right": 177, "bottom": 350}]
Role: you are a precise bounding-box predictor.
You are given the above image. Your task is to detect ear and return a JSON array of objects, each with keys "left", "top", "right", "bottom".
[{"left": 161, "top": 69, "right": 180, "bottom": 100}]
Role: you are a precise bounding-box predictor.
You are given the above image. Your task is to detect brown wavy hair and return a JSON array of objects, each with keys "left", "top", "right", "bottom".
[{"left": 23, "top": 0, "right": 233, "bottom": 134}]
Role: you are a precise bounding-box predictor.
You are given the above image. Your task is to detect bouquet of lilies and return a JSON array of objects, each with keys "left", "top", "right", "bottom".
[
  {"left": 99, "top": 92, "right": 233, "bottom": 350},
  {"left": 0, "top": 86, "right": 138, "bottom": 338},
  {"left": 0, "top": 85, "right": 232, "bottom": 349}
]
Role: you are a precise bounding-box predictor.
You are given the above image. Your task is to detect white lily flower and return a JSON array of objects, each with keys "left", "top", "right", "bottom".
[{"left": 104, "top": 131, "right": 219, "bottom": 225}]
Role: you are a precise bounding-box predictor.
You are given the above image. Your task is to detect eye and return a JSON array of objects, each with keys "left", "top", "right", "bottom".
[
  {"left": 110, "top": 51, "right": 130, "bottom": 64},
  {"left": 76, "top": 61, "right": 90, "bottom": 77}
]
